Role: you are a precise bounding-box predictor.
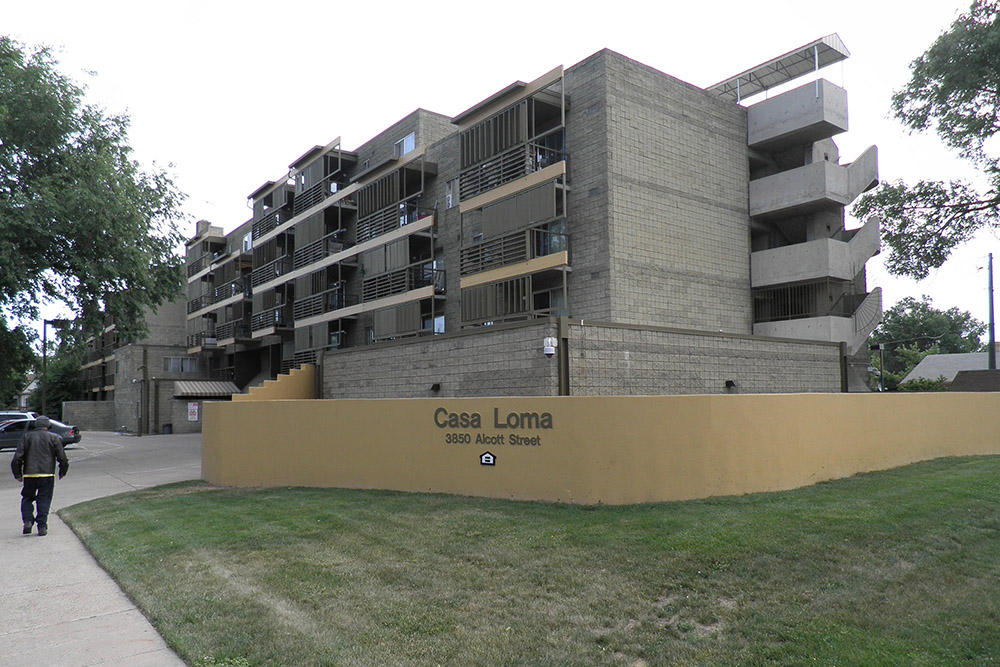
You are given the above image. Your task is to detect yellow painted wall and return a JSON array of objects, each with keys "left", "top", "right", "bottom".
[
  {"left": 203, "top": 393, "right": 1000, "bottom": 504},
  {"left": 232, "top": 365, "right": 315, "bottom": 402}
]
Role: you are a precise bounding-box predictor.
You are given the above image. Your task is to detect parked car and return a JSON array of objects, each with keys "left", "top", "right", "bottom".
[
  {"left": 0, "top": 418, "right": 81, "bottom": 450},
  {"left": 0, "top": 411, "right": 38, "bottom": 422}
]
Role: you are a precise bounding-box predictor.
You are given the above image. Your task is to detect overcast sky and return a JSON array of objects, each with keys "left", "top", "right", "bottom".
[{"left": 7, "top": 0, "right": 994, "bottom": 333}]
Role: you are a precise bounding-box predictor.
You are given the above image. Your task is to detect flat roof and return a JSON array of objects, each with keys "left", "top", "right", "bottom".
[{"left": 707, "top": 33, "right": 850, "bottom": 103}]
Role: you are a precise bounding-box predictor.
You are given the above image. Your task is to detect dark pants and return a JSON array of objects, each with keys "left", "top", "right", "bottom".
[{"left": 21, "top": 476, "right": 55, "bottom": 529}]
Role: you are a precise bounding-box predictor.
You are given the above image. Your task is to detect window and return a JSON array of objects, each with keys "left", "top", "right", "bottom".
[
  {"left": 445, "top": 179, "right": 457, "bottom": 209},
  {"left": 242, "top": 233, "right": 252, "bottom": 253},
  {"left": 163, "top": 357, "right": 199, "bottom": 373},
  {"left": 393, "top": 132, "right": 416, "bottom": 158}
]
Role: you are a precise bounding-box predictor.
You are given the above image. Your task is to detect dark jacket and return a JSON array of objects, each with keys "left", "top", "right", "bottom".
[{"left": 11, "top": 429, "right": 69, "bottom": 479}]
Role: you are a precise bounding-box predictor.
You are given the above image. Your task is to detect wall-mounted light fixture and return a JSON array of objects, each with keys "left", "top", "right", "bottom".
[
  {"left": 724, "top": 379, "right": 737, "bottom": 390},
  {"left": 543, "top": 336, "right": 558, "bottom": 358},
  {"left": 430, "top": 383, "right": 441, "bottom": 392}
]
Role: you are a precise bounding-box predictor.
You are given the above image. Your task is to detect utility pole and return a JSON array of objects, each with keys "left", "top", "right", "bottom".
[{"left": 41, "top": 318, "right": 71, "bottom": 416}]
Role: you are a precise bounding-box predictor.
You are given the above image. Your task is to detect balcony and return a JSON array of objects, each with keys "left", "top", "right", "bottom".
[
  {"left": 751, "top": 217, "right": 879, "bottom": 288},
  {"left": 251, "top": 305, "right": 293, "bottom": 334},
  {"left": 459, "top": 141, "right": 566, "bottom": 201},
  {"left": 749, "top": 146, "right": 877, "bottom": 220},
  {"left": 461, "top": 226, "right": 569, "bottom": 277},
  {"left": 292, "top": 288, "right": 358, "bottom": 321},
  {"left": 362, "top": 264, "right": 445, "bottom": 302},
  {"left": 293, "top": 231, "right": 354, "bottom": 271},
  {"left": 187, "top": 294, "right": 211, "bottom": 314},
  {"left": 357, "top": 204, "right": 434, "bottom": 244},
  {"left": 212, "top": 278, "right": 248, "bottom": 304},
  {"left": 753, "top": 285, "right": 882, "bottom": 355},
  {"left": 251, "top": 208, "right": 291, "bottom": 240},
  {"left": 292, "top": 179, "right": 355, "bottom": 217},
  {"left": 250, "top": 256, "right": 293, "bottom": 289},
  {"left": 215, "top": 321, "right": 252, "bottom": 343},
  {"left": 187, "top": 330, "right": 215, "bottom": 349},
  {"left": 747, "top": 79, "right": 848, "bottom": 152}
]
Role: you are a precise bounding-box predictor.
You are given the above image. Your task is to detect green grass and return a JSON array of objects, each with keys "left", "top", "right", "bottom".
[{"left": 60, "top": 456, "right": 1000, "bottom": 666}]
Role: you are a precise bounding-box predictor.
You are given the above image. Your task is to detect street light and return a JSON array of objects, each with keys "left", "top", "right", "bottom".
[{"left": 41, "top": 318, "right": 72, "bottom": 416}]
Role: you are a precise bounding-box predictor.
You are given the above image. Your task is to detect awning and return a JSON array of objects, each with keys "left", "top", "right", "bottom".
[
  {"left": 173, "top": 380, "right": 241, "bottom": 398},
  {"left": 707, "top": 33, "right": 850, "bottom": 103}
]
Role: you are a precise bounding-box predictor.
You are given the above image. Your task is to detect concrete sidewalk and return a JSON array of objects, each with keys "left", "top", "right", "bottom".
[{"left": 0, "top": 431, "right": 200, "bottom": 666}]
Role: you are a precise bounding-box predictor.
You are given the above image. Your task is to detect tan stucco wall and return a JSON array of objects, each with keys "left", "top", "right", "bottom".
[{"left": 203, "top": 393, "right": 1000, "bottom": 505}]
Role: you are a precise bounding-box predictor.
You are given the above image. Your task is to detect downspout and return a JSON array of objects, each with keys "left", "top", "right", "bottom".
[
  {"left": 839, "top": 341, "right": 849, "bottom": 393},
  {"left": 558, "top": 316, "right": 570, "bottom": 396}
]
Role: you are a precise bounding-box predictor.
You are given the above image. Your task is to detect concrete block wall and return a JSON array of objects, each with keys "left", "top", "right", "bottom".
[
  {"left": 62, "top": 400, "right": 116, "bottom": 432},
  {"left": 568, "top": 322, "right": 842, "bottom": 395},
  {"left": 563, "top": 51, "right": 613, "bottom": 321},
  {"left": 323, "top": 321, "right": 560, "bottom": 399},
  {"left": 601, "top": 51, "right": 752, "bottom": 333}
]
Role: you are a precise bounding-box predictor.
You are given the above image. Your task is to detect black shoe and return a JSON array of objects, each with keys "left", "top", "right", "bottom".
[
  {"left": 37, "top": 526, "right": 47, "bottom": 537},
  {"left": 22, "top": 521, "right": 33, "bottom": 535}
]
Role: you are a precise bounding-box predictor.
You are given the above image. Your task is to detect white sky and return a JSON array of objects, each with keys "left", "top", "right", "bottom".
[{"left": 6, "top": 0, "right": 995, "bottom": 334}]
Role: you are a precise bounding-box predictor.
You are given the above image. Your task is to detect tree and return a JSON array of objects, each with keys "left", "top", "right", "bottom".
[
  {"left": 853, "top": 1, "right": 1000, "bottom": 279},
  {"left": 0, "top": 322, "right": 36, "bottom": 407},
  {"left": 0, "top": 37, "right": 185, "bottom": 343},
  {"left": 869, "top": 295, "right": 985, "bottom": 390},
  {"left": 27, "top": 342, "right": 82, "bottom": 421}
]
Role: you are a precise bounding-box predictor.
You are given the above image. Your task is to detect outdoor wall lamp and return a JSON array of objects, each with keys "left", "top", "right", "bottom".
[
  {"left": 430, "top": 383, "right": 441, "bottom": 392},
  {"left": 725, "top": 379, "right": 737, "bottom": 389}
]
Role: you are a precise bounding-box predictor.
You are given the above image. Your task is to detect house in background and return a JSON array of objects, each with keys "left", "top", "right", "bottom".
[
  {"left": 15, "top": 374, "right": 36, "bottom": 410},
  {"left": 901, "top": 344, "right": 1000, "bottom": 390}
]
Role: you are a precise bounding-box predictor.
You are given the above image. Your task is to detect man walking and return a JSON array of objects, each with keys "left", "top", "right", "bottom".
[{"left": 11, "top": 416, "right": 69, "bottom": 536}]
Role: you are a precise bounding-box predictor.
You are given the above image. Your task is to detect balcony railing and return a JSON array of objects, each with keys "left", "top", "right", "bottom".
[
  {"left": 357, "top": 203, "right": 433, "bottom": 243},
  {"left": 293, "top": 231, "right": 353, "bottom": 271},
  {"left": 215, "top": 321, "right": 251, "bottom": 341},
  {"left": 292, "top": 288, "right": 358, "bottom": 320},
  {"left": 209, "top": 367, "right": 235, "bottom": 381},
  {"left": 753, "top": 281, "right": 869, "bottom": 324},
  {"left": 212, "top": 278, "right": 248, "bottom": 304},
  {"left": 252, "top": 208, "right": 291, "bottom": 240},
  {"left": 250, "top": 256, "right": 293, "bottom": 288},
  {"left": 251, "top": 305, "right": 293, "bottom": 332},
  {"left": 187, "top": 330, "right": 215, "bottom": 348},
  {"left": 293, "top": 179, "right": 355, "bottom": 216},
  {"left": 459, "top": 142, "right": 566, "bottom": 201},
  {"left": 460, "top": 227, "right": 569, "bottom": 276},
  {"left": 187, "top": 294, "right": 211, "bottom": 314},
  {"left": 362, "top": 264, "right": 445, "bottom": 302}
]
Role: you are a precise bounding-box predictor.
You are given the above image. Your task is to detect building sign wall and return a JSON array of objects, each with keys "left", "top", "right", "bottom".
[{"left": 203, "top": 394, "right": 1000, "bottom": 505}]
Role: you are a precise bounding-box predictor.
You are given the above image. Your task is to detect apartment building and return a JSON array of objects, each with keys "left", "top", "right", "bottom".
[
  {"left": 67, "top": 298, "right": 230, "bottom": 434},
  {"left": 186, "top": 38, "right": 881, "bottom": 398}
]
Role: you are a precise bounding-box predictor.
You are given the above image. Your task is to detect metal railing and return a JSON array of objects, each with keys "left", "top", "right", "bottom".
[
  {"left": 459, "top": 142, "right": 566, "bottom": 201},
  {"left": 357, "top": 203, "right": 433, "bottom": 243},
  {"left": 293, "top": 231, "right": 353, "bottom": 271},
  {"left": 460, "top": 227, "right": 569, "bottom": 276},
  {"left": 362, "top": 264, "right": 445, "bottom": 302},
  {"left": 753, "top": 281, "right": 869, "bottom": 324},
  {"left": 250, "top": 256, "right": 293, "bottom": 288},
  {"left": 212, "top": 278, "right": 248, "bottom": 304},
  {"left": 215, "top": 321, "right": 251, "bottom": 341},
  {"left": 292, "top": 288, "right": 358, "bottom": 320},
  {"left": 251, "top": 305, "right": 293, "bottom": 332}
]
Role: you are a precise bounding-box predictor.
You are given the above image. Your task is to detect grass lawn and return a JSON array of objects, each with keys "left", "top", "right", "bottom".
[{"left": 60, "top": 456, "right": 1000, "bottom": 666}]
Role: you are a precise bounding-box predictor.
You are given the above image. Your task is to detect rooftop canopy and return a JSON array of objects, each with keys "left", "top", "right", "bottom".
[{"left": 707, "top": 33, "right": 850, "bottom": 104}]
